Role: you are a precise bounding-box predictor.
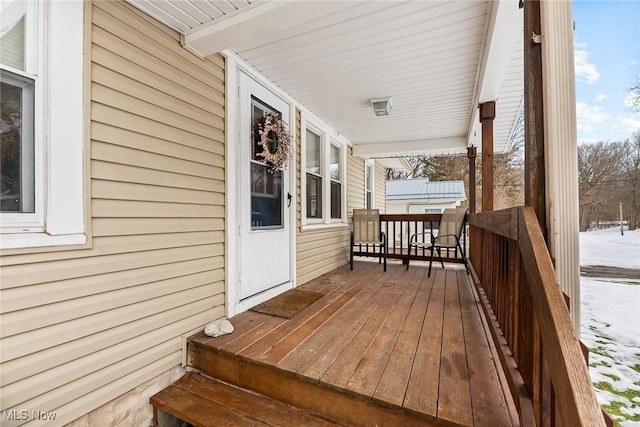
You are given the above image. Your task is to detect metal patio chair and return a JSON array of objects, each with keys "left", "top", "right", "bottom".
[
  {"left": 350, "top": 209, "right": 387, "bottom": 271},
  {"left": 406, "top": 207, "right": 469, "bottom": 277}
]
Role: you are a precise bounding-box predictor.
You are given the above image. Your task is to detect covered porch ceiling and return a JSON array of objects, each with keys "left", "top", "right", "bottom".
[{"left": 127, "top": 0, "right": 523, "bottom": 159}]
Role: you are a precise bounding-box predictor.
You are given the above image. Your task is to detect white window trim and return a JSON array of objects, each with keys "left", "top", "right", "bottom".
[
  {"left": 0, "top": 1, "right": 86, "bottom": 250},
  {"left": 328, "top": 139, "right": 345, "bottom": 223},
  {"left": 365, "top": 159, "right": 375, "bottom": 210},
  {"left": 301, "top": 121, "right": 324, "bottom": 225},
  {"left": 301, "top": 114, "right": 348, "bottom": 230}
]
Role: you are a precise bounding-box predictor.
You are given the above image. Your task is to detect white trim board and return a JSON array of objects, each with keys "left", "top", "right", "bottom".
[
  {"left": 222, "top": 49, "right": 358, "bottom": 315},
  {"left": 223, "top": 54, "right": 298, "bottom": 317}
]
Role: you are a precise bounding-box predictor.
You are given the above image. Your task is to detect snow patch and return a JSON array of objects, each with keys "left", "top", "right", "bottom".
[
  {"left": 580, "top": 227, "right": 640, "bottom": 425},
  {"left": 580, "top": 228, "right": 640, "bottom": 270}
]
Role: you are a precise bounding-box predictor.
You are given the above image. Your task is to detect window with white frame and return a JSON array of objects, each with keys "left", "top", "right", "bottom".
[
  {"left": 1, "top": 0, "right": 37, "bottom": 218},
  {"left": 330, "top": 143, "right": 342, "bottom": 219},
  {"left": 365, "top": 161, "right": 374, "bottom": 209},
  {"left": 305, "top": 128, "right": 322, "bottom": 219},
  {"left": 0, "top": 0, "right": 85, "bottom": 249},
  {"left": 302, "top": 118, "right": 346, "bottom": 226}
]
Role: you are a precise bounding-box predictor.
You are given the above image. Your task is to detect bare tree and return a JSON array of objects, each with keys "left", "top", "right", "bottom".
[
  {"left": 627, "top": 76, "right": 640, "bottom": 112},
  {"left": 577, "top": 135, "right": 640, "bottom": 231},
  {"left": 494, "top": 120, "right": 525, "bottom": 209},
  {"left": 385, "top": 145, "right": 524, "bottom": 210},
  {"left": 619, "top": 131, "right": 640, "bottom": 229},
  {"left": 577, "top": 141, "right": 623, "bottom": 230},
  {"left": 386, "top": 109, "right": 524, "bottom": 209}
]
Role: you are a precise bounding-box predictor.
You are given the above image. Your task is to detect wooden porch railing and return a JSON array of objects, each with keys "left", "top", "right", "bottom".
[
  {"left": 468, "top": 206, "right": 608, "bottom": 426},
  {"left": 351, "top": 213, "right": 467, "bottom": 264}
]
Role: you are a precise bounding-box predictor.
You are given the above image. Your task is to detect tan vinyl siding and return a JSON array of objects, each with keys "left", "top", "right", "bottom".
[
  {"left": 348, "top": 148, "right": 365, "bottom": 214},
  {"left": 296, "top": 110, "right": 368, "bottom": 285},
  {"left": 0, "top": 1, "right": 225, "bottom": 425},
  {"left": 375, "top": 161, "right": 387, "bottom": 213}
]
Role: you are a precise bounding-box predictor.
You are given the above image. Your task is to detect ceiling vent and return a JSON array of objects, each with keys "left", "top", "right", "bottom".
[{"left": 370, "top": 97, "right": 393, "bottom": 116}]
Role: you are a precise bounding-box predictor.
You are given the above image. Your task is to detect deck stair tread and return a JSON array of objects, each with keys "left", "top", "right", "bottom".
[{"left": 150, "top": 372, "right": 341, "bottom": 427}]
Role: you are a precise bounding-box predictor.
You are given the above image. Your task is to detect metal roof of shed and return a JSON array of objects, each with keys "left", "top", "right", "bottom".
[{"left": 386, "top": 178, "right": 466, "bottom": 201}]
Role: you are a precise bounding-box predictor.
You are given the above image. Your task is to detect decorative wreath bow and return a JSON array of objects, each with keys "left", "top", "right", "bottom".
[{"left": 256, "top": 113, "right": 293, "bottom": 173}]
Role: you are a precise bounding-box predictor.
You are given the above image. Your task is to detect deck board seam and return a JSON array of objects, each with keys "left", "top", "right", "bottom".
[
  {"left": 257, "top": 264, "right": 386, "bottom": 364},
  {"left": 312, "top": 264, "right": 414, "bottom": 383},
  {"left": 344, "top": 263, "right": 423, "bottom": 398},
  {"left": 402, "top": 267, "right": 439, "bottom": 411},
  {"left": 235, "top": 262, "right": 379, "bottom": 359}
]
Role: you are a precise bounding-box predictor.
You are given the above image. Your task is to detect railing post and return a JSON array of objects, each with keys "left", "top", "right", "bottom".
[
  {"left": 480, "top": 101, "right": 495, "bottom": 212},
  {"left": 468, "top": 207, "right": 606, "bottom": 426},
  {"left": 467, "top": 146, "right": 477, "bottom": 214},
  {"left": 524, "top": 0, "right": 547, "bottom": 239}
]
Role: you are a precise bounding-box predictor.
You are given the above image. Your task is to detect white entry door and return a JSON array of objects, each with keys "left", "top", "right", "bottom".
[{"left": 238, "top": 72, "right": 292, "bottom": 300}]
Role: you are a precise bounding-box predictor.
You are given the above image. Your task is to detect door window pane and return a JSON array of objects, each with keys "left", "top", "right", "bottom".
[
  {"left": 251, "top": 163, "right": 283, "bottom": 228},
  {"left": 251, "top": 97, "right": 282, "bottom": 163},
  {"left": 250, "top": 96, "right": 283, "bottom": 229},
  {"left": 1, "top": 70, "right": 34, "bottom": 212}
]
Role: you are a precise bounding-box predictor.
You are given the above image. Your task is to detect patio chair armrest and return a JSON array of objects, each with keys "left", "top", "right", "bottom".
[
  {"left": 409, "top": 231, "right": 435, "bottom": 244},
  {"left": 433, "top": 233, "right": 461, "bottom": 245},
  {"left": 435, "top": 232, "right": 455, "bottom": 238}
]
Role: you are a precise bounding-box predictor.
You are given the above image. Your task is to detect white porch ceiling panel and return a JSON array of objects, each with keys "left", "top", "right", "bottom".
[
  {"left": 126, "top": 0, "right": 523, "bottom": 157},
  {"left": 126, "top": 0, "right": 260, "bottom": 33}
]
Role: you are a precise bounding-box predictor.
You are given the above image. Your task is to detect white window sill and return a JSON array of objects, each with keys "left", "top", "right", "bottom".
[
  {"left": 0, "top": 232, "right": 87, "bottom": 251},
  {"left": 301, "top": 222, "right": 348, "bottom": 232}
]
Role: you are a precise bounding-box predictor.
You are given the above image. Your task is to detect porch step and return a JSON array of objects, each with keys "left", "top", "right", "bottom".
[
  {"left": 150, "top": 372, "right": 341, "bottom": 427},
  {"left": 186, "top": 340, "right": 442, "bottom": 427}
]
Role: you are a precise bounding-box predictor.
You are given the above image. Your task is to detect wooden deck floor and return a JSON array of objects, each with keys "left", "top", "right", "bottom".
[{"left": 190, "top": 261, "right": 516, "bottom": 426}]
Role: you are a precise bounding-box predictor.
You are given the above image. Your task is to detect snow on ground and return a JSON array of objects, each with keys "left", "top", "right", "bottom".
[
  {"left": 580, "top": 227, "right": 640, "bottom": 270},
  {"left": 580, "top": 227, "right": 640, "bottom": 426}
]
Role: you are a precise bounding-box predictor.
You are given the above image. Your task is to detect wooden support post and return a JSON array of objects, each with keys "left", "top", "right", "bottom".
[
  {"left": 524, "top": 0, "right": 547, "bottom": 241},
  {"left": 480, "top": 101, "right": 495, "bottom": 212},
  {"left": 467, "top": 146, "right": 477, "bottom": 214}
]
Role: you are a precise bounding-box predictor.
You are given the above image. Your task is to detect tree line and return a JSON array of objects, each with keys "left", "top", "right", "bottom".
[
  {"left": 578, "top": 131, "right": 640, "bottom": 231},
  {"left": 386, "top": 129, "right": 640, "bottom": 232},
  {"left": 386, "top": 118, "right": 525, "bottom": 211}
]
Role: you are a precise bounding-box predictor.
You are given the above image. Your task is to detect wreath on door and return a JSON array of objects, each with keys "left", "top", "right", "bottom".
[{"left": 256, "top": 113, "right": 293, "bottom": 173}]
